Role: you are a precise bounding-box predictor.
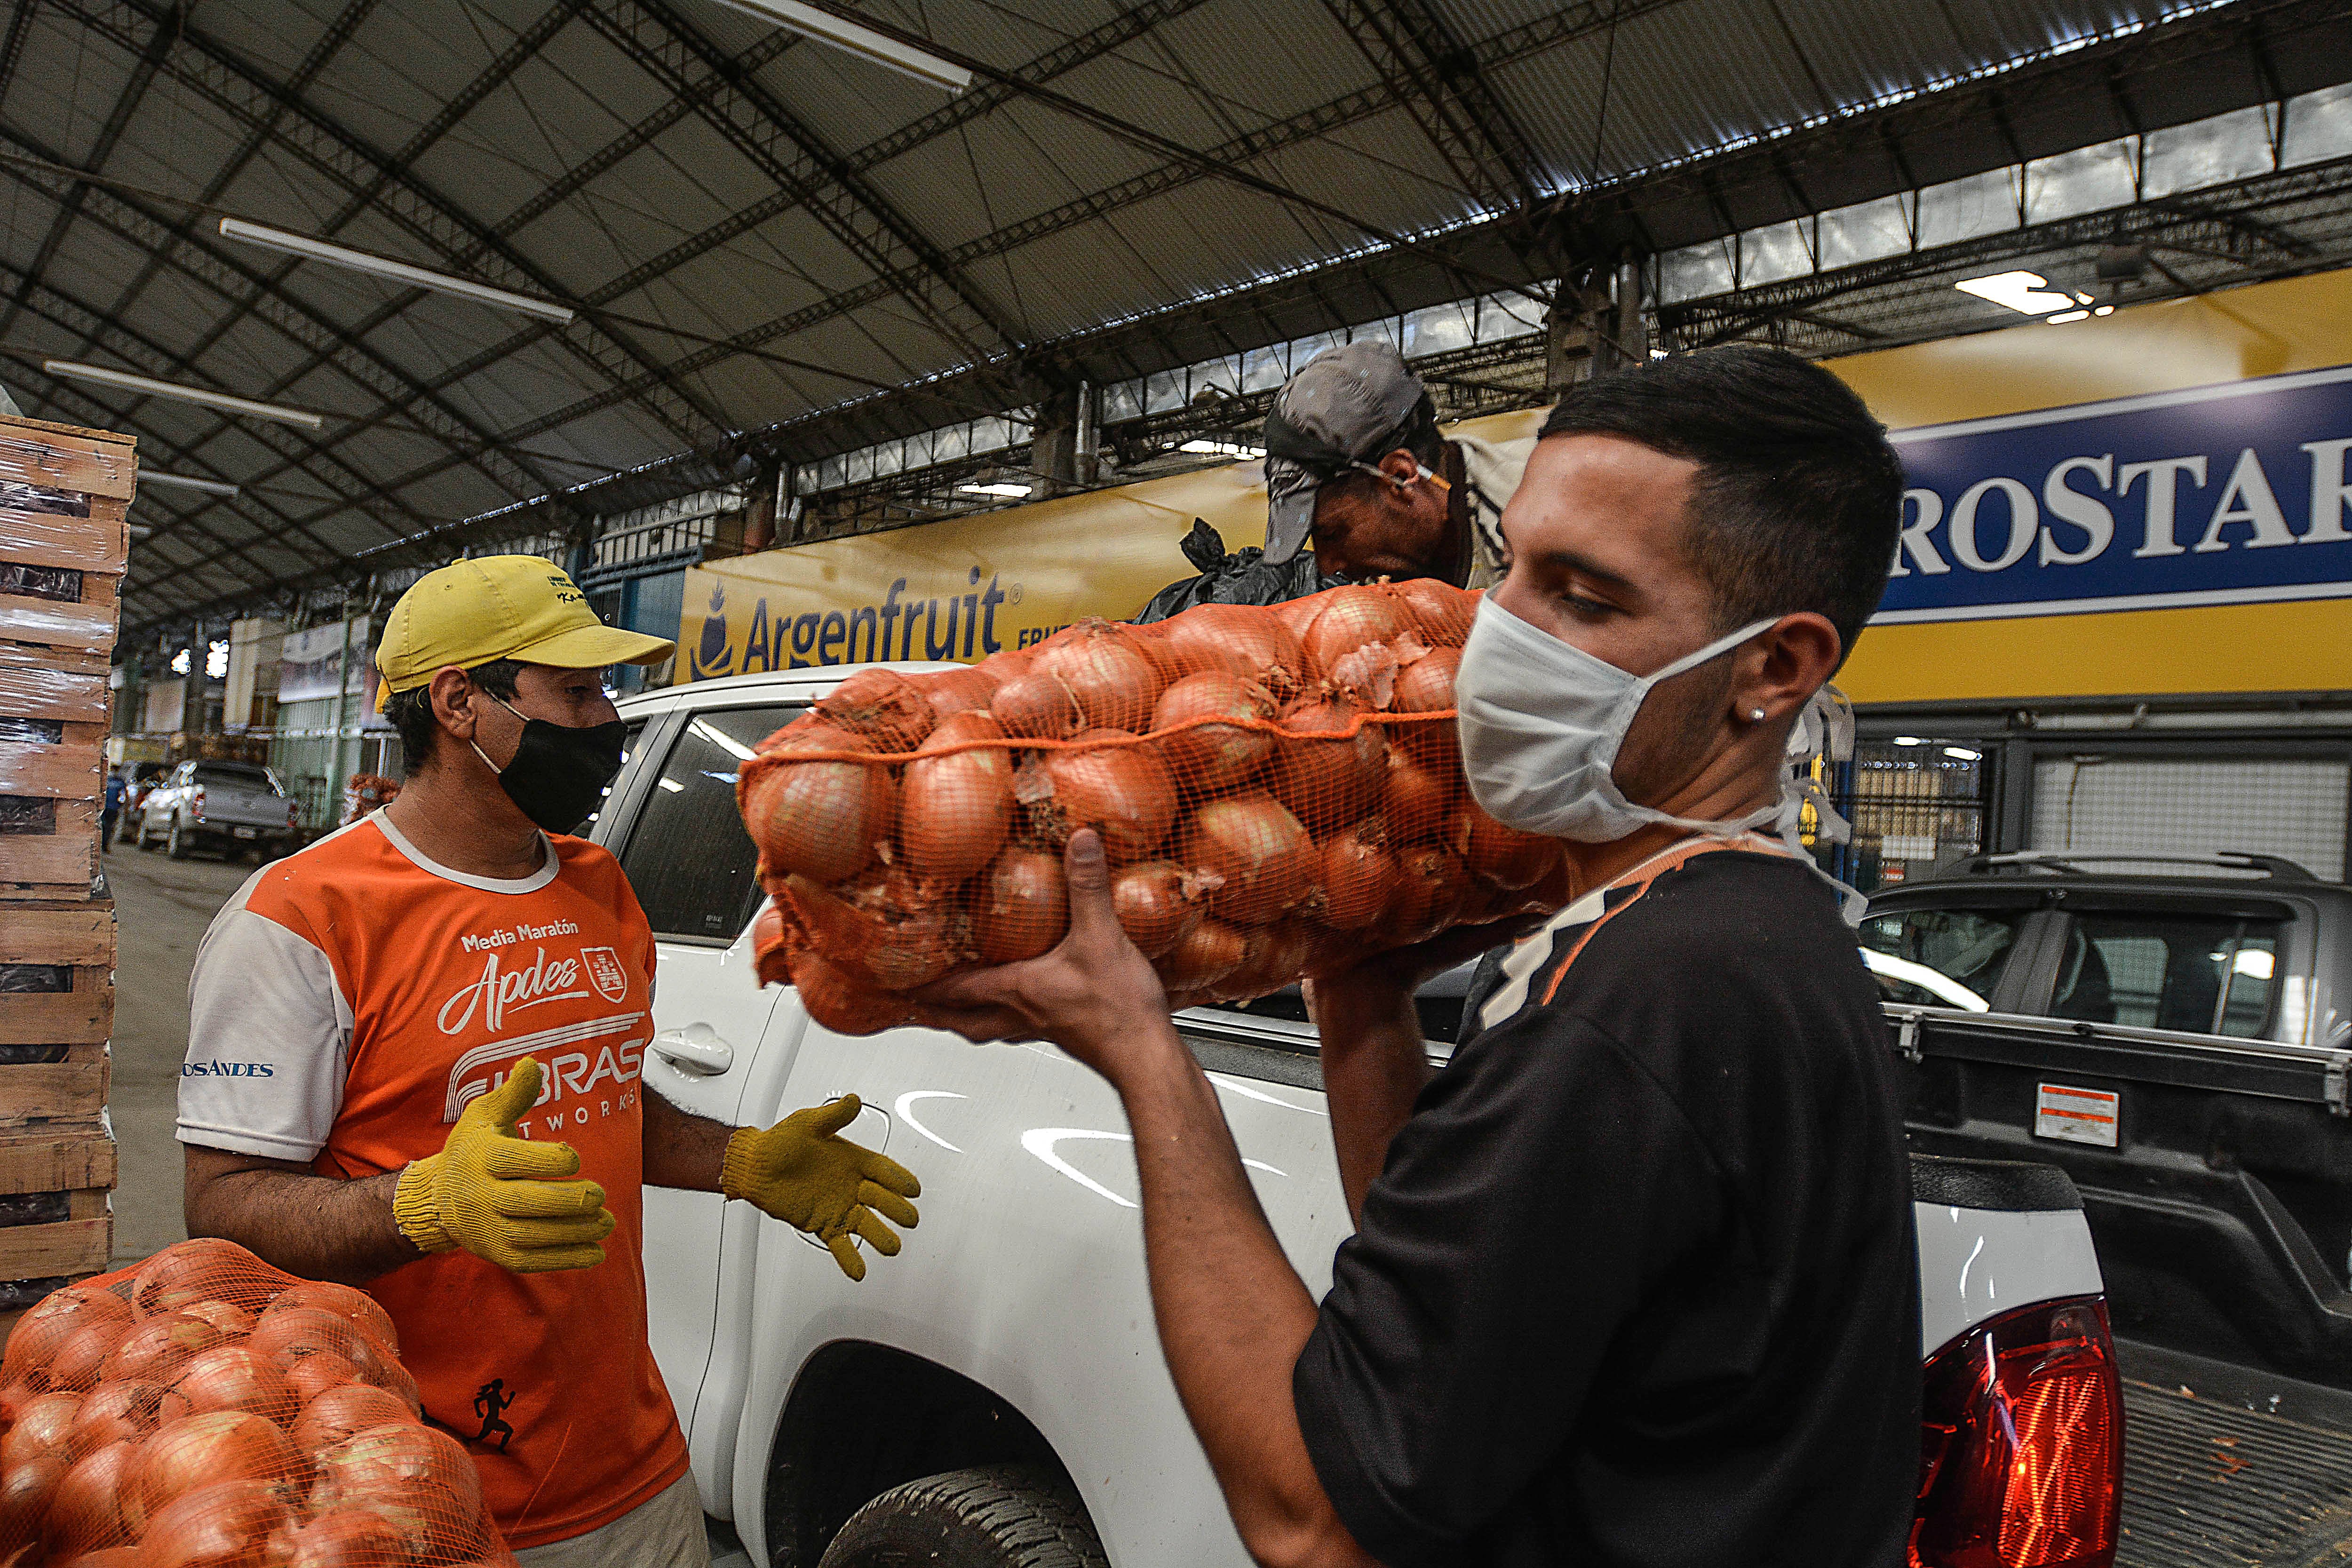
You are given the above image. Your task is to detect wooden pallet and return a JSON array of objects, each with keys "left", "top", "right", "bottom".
[
  {"left": 0, "top": 1189, "right": 111, "bottom": 1281},
  {"left": 0, "top": 640, "right": 108, "bottom": 729},
  {"left": 0, "top": 415, "right": 132, "bottom": 664},
  {"left": 0, "top": 801, "right": 99, "bottom": 899},
  {"left": 0, "top": 905, "right": 114, "bottom": 1055}
]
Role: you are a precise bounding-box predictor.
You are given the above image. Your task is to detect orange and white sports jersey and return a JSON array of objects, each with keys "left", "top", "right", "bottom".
[{"left": 179, "top": 811, "right": 688, "bottom": 1549}]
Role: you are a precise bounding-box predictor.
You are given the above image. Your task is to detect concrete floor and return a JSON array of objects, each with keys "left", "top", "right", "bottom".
[{"left": 102, "top": 835, "right": 257, "bottom": 1266}]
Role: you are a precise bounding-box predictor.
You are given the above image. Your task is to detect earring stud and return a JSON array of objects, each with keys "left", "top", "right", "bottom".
[{"left": 1749, "top": 707, "right": 1766, "bottom": 722}]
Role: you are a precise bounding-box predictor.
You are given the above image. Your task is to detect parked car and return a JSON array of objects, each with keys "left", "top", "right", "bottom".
[
  {"left": 113, "top": 762, "right": 170, "bottom": 842},
  {"left": 604, "top": 667, "right": 2120, "bottom": 1568},
  {"left": 133, "top": 759, "right": 301, "bottom": 861}
]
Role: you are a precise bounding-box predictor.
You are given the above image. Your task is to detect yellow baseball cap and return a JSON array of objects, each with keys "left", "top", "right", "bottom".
[{"left": 374, "top": 555, "right": 675, "bottom": 711}]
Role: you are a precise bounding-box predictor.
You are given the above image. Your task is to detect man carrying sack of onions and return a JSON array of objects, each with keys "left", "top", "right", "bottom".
[
  {"left": 175, "top": 556, "right": 922, "bottom": 1567},
  {"left": 914, "top": 347, "right": 1920, "bottom": 1566},
  {"left": 1135, "top": 338, "right": 1533, "bottom": 619}
]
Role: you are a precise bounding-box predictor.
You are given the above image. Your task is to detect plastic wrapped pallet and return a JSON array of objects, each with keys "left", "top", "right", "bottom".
[
  {"left": 739, "top": 580, "right": 1571, "bottom": 1035},
  {"left": 0, "top": 1238, "right": 514, "bottom": 1566}
]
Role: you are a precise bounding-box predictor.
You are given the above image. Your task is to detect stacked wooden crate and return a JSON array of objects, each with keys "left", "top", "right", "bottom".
[{"left": 0, "top": 414, "right": 132, "bottom": 1313}]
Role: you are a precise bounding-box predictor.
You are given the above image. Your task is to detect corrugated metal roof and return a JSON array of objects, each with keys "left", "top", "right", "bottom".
[{"left": 0, "top": 0, "right": 2326, "bottom": 628}]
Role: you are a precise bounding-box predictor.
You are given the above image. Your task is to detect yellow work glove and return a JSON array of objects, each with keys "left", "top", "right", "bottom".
[
  {"left": 722, "top": 1096, "right": 921, "bottom": 1282},
  {"left": 391, "top": 1057, "right": 616, "bottom": 1274}
]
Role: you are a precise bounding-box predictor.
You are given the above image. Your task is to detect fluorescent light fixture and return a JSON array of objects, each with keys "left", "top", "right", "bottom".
[
  {"left": 45, "top": 360, "right": 324, "bottom": 429},
  {"left": 1892, "top": 736, "right": 1925, "bottom": 746},
  {"left": 2093, "top": 305, "right": 2114, "bottom": 317},
  {"left": 1954, "top": 270, "right": 2078, "bottom": 316},
  {"left": 706, "top": 0, "right": 971, "bottom": 91},
  {"left": 957, "top": 482, "right": 1034, "bottom": 498},
  {"left": 2046, "top": 310, "right": 2090, "bottom": 324},
  {"left": 139, "top": 471, "right": 240, "bottom": 499},
  {"left": 1178, "top": 438, "right": 1268, "bottom": 458},
  {"left": 219, "top": 218, "right": 576, "bottom": 324},
  {"left": 1943, "top": 745, "right": 1983, "bottom": 761}
]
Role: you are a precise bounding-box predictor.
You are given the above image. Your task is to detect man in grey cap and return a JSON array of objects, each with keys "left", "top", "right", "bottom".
[{"left": 1137, "top": 340, "right": 1533, "bottom": 619}]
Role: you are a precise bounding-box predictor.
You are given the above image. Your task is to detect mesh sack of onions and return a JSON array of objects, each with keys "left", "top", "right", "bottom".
[
  {"left": 0, "top": 1238, "right": 512, "bottom": 1568},
  {"left": 737, "top": 580, "right": 1573, "bottom": 1036}
]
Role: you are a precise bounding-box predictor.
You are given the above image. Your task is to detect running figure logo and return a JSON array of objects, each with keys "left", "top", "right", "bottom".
[{"left": 473, "top": 1378, "right": 517, "bottom": 1452}]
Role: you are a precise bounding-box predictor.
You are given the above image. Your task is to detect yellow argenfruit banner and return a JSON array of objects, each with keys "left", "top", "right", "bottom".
[{"left": 683, "top": 268, "right": 2352, "bottom": 704}]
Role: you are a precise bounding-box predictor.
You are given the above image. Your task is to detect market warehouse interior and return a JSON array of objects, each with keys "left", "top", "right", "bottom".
[{"left": 7, "top": 0, "right": 2352, "bottom": 1565}]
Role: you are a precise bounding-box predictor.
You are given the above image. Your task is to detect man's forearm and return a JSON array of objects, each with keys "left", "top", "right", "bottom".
[
  {"left": 1310, "top": 982, "right": 1432, "bottom": 1224},
  {"left": 642, "top": 1086, "right": 735, "bottom": 1192},
  {"left": 1113, "top": 1023, "right": 1377, "bottom": 1568},
  {"left": 186, "top": 1164, "right": 419, "bottom": 1286}
]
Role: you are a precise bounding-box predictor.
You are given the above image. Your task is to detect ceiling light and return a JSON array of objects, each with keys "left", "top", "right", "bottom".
[
  {"left": 1954, "top": 271, "right": 2077, "bottom": 316},
  {"left": 1178, "top": 439, "right": 1267, "bottom": 458},
  {"left": 43, "top": 360, "right": 325, "bottom": 429},
  {"left": 1943, "top": 745, "right": 1983, "bottom": 761},
  {"left": 218, "top": 218, "right": 576, "bottom": 324},
  {"left": 705, "top": 0, "right": 971, "bottom": 91},
  {"left": 1892, "top": 736, "right": 1925, "bottom": 746},
  {"left": 958, "top": 482, "right": 1034, "bottom": 498},
  {"left": 138, "top": 471, "right": 240, "bottom": 499},
  {"left": 2046, "top": 310, "right": 2090, "bottom": 325},
  {"left": 2093, "top": 305, "right": 2114, "bottom": 317}
]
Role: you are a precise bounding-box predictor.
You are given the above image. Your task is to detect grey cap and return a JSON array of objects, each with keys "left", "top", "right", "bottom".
[{"left": 1259, "top": 339, "right": 1430, "bottom": 564}]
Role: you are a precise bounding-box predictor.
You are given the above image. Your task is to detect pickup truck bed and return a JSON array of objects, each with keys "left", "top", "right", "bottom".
[{"left": 2120, "top": 1354, "right": 2352, "bottom": 1566}]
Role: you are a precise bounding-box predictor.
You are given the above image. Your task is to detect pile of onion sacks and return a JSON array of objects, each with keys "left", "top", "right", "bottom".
[
  {"left": 0, "top": 1238, "right": 511, "bottom": 1568},
  {"left": 739, "top": 579, "right": 1573, "bottom": 1036}
]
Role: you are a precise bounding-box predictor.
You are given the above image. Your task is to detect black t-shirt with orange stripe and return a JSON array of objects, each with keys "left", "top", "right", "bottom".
[{"left": 1294, "top": 845, "right": 1918, "bottom": 1568}]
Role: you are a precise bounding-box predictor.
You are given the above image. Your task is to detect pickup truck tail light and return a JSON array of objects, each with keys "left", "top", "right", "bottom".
[
  {"left": 1911, "top": 1296, "right": 2121, "bottom": 1568},
  {"left": 190, "top": 786, "right": 205, "bottom": 822}
]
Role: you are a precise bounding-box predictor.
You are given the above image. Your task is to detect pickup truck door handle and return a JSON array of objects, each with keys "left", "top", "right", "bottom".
[{"left": 649, "top": 1023, "right": 735, "bottom": 1075}]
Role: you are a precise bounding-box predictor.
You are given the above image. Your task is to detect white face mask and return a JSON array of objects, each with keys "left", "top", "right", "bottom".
[{"left": 1455, "top": 596, "right": 1779, "bottom": 844}]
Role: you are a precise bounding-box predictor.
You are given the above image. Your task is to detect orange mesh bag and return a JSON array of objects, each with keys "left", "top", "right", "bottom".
[
  {"left": 738, "top": 581, "right": 1576, "bottom": 1035},
  {"left": 0, "top": 1239, "right": 513, "bottom": 1568}
]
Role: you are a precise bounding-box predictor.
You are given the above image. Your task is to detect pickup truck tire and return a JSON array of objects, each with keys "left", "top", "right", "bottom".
[
  {"left": 166, "top": 817, "right": 190, "bottom": 860},
  {"left": 816, "top": 1465, "right": 1107, "bottom": 1568}
]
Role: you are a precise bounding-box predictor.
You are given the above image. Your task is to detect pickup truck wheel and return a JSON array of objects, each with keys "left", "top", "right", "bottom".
[
  {"left": 818, "top": 1465, "right": 1106, "bottom": 1568},
  {"left": 166, "top": 817, "right": 190, "bottom": 860}
]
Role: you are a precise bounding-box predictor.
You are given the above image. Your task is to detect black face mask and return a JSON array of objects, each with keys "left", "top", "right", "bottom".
[{"left": 472, "top": 696, "right": 628, "bottom": 835}]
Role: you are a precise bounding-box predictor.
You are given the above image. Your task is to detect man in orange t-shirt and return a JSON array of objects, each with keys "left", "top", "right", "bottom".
[{"left": 179, "top": 557, "right": 921, "bottom": 1566}]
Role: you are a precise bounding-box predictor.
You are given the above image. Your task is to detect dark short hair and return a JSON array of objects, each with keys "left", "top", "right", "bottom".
[
  {"left": 1539, "top": 345, "right": 1902, "bottom": 663},
  {"left": 385, "top": 658, "right": 524, "bottom": 771}
]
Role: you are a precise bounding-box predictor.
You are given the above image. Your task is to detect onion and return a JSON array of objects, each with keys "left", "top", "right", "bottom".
[
  {"left": 1377, "top": 846, "right": 1471, "bottom": 946},
  {"left": 1182, "top": 796, "right": 1313, "bottom": 925},
  {"left": 4, "top": 1289, "right": 130, "bottom": 1387},
  {"left": 47, "top": 1438, "right": 140, "bottom": 1556},
  {"left": 2, "top": 1390, "right": 81, "bottom": 1472},
  {"left": 281, "top": 1353, "right": 358, "bottom": 1413},
  {"left": 1397, "top": 578, "right": 1474, "bottom": 646},
  {"left": 989, "top": 668, "right": 1081, "bottom": 740},
  {"left": 1160, "top": 605, "right": 1305, "bottom": 693},
  {"left": 1266, "top": 693, "right": 1387, "bottom": 834},
  {"left": 138, "top": 1411, "right": 302, "bottom": 1518},
  {"left": 899, "top": 711, "right": 1015, "bottom": 883},
  {"left": 1270, "top": 593, "right": 1326, "bottom": 643},
  {"left": 1390, "top": 644, "right": 1458, "bottom": 714},
  {"left": 40, "top": 1316, "right": 133, "bottom": 1395},
  {"left": 290, "top": 1386, "right": 415, "bottom": 1455},
  {"left": 1126, "top": 620, "right": 1185, "bottom": 691},
  {"left": 262, "top": 1284, "right": 397, "bottom": 1358},
  {"left": 0, "top": 1450, "right": 65, "bottom": 1556},
  {"left": 285, "top": 1508, "right": 410, "bottom": 1568},
  {"left": 1112, "top": 861, "right": 1214, "bottom": 957},
  {"left": 750, "top": 900, "right": 798, "bottom": 988},
  {"left": 791, "top": 951, "right": 927, "bottom": 1037},
  {"left": 1380, "top": 750, "right": 1459, "bottom": 844},
  {"left": 137, "top": 1479, "right": 297, "bottom": 1568},
  {"left": 246, "top": 1309, "right": 374, "bottom": 1377},
  {"left": 920, "top": 663, "right": 1004, "bottom": 720},
  {"left": 311, "top": 1424, "right": 481, "bottom": 1515},
  {"left": 99, "top": 1315, "right": 225, "bottom": 1385},
  {"left": 1156, "top": 919, "right": 1248, "bottom": 991},
  {"left": 1452, "top": 803, "right": 1559, "bottom": 890},
  {"left": 361, "top": 1357, "right": 423, "bottom": 1416},
  {"left": 69, "top": 1379, "right": 189, "bottom": 1455},
  {"left": 1152, "top": 674, "right": 1277, "bottom": 796},
  {"left": 973, "top": 848, "right": 1069, "bottom": 963},
  {"left": 131, "top": 1240, "right": 266, "bottom": 1318},
  {"left": 1024, "top": 736, "right": 1178, "bottom": 864},
  {"left": 1034, "top": 623, "right": 1162, "bottom": 732},
  {"left": 1320, "top": 828, "right": 1403, "bottom": 930},
  {"left": 1220, "top": 921, "right": 1326, "bottom": 1001},
  {"left": 175, "top": 1345, "right": 299, "bottom": 1426},
  {"left": 786, "top": 870, "right": 961, "bottom": 992},
  {"left": 176, "top": 1299, "right": 256, "bottom": 1338},
  {"left": 740, "top": 724, "right": 898, "bottom": 885},
  {"left": 1302, "top": 586, "right": 1412, "bottom": 677},
  {"left": 816, "top": 667, "right": 935, "bottom": 753}
]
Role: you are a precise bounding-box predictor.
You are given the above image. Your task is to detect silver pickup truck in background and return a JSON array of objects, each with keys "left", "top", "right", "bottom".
[
  {"left": 601, "top": 665, "right": 2125, "bottom": 1568},
  {"left": 130, "top": 758, "right": 302, "bottom": 862}
]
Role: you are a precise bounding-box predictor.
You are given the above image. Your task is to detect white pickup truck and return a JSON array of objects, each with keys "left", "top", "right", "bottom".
[{"left": 603, "top": 665, "right": 2120, "bottom": 1568}]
